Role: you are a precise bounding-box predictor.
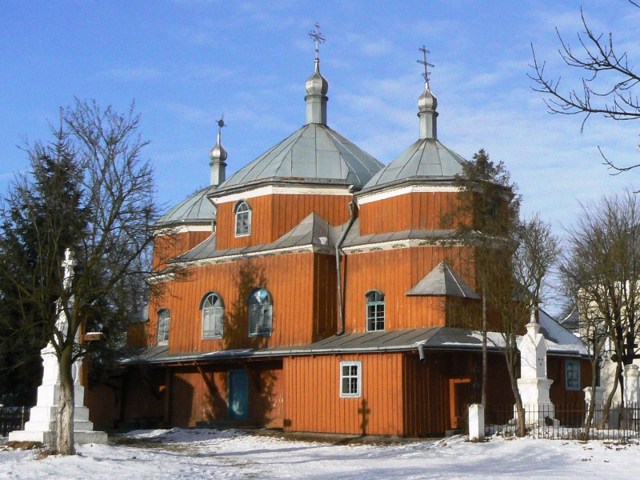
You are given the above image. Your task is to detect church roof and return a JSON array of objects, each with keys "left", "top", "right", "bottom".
[
  {"left": 406, "top": 261, "right": 479, "bottom": 298},
  {"left": 123, "top": 322, "right": 588, "bottom": 366},
  {"left": 214, "top": 123, "right": 383, "bottom": 194},
  {"left": 361, "top": 138, "right": 465, "bottom": 192},
  {"left": 173, "top": 212, "right": 334, "bottom": 263},
  {"left": 156, "top": 185, "right": 216, "bottom": 227},
  {"left": 360, "top": 78, "right": 466, "bottom": 194}
]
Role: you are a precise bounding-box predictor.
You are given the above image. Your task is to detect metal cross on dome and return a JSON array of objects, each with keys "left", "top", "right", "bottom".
[
  {"left": 309, "top": 22, "right": 326, "bottom": 61},
  {"left": 417, "top": 45, "right": 434, "bottom": 84},
  {"left": 217, "top": 115, "right": 226, "bottom": 133}
]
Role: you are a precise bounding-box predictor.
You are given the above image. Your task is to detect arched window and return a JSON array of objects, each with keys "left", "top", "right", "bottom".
[
  {"left": 365, "top": 290, "right": 385, "bottom": 331},
  {"left": 248, "top": 288, "right": 272, "bottom": 337},
  {"left": 157, "top": 309, "right": 170, "bottom": 344},
  {"left": 234, "top": 200, "right": 251, "bottom": 237},
  {"left": 202, "top": 292, "right": 224, "bottom": 339}
]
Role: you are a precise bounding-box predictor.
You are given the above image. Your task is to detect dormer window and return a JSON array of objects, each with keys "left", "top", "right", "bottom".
[{"left": 234, "top": 200, "right": 251, "bottom": 237}]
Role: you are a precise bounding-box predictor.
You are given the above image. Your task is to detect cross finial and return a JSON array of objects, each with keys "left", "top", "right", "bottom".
[
  {"left": 217, "top": 114, "right": 226, "bottom": 134},
  {"left": 417, "top": 45, "right": 434, "bottom": 84},
  {"left": 309, "top": 22, "right": 326, "bottom": 62}
]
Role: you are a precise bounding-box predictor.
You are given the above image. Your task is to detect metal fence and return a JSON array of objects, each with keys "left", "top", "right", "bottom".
[
  {"left": 485, "top": 403, "right": 640, "bottom": 441},
  {"left": 0, "top": 406, "right": 28, "bottom": 437}
]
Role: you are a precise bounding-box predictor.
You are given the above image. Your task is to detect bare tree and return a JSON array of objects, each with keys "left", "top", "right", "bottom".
[
  {"left": 0, "top": 100, "right": 160, "bottom": 454},
  {"left": 560, "top": 191, "right": 640, "bottom": 428},
  {"left": 530, "top": 1, "right": 640, "bottom": 172},
  {"left": 449, "top": 151, "right": 558, "bottom": 436}
]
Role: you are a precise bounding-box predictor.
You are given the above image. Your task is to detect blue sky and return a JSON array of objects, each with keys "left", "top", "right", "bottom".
[{"left": 1, "top": 0, "right": 639, "bottom": 237}]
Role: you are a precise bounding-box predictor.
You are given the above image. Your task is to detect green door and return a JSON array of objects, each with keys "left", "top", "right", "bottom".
[{"left": 228, "top": 370, "right": 249, "bottom": 420}]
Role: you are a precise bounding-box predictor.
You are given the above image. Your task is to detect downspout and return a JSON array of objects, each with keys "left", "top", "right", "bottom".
[{"left": 336, "top": 199, "right": 357, "bottom": 336}]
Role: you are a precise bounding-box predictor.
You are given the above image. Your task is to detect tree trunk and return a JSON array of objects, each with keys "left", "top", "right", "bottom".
[
  {"left": 481, "top": 286, "right": 487, "bottom": 408},
  {"left": 504, "top": 348, "right": 526, "bottom": 437},
  {"left": 583, "top": 358, "right": 599, "bottom": 439},
  {"left": 56, "top": 345, "right": 76, "bottom": 455}
]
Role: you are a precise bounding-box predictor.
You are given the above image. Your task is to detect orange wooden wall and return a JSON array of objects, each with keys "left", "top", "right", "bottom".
[
  {"left": 215, "top": 193, "right": 350, "bottom": 250},
  {"left": 148, "top": 252, "right": 338, "bottom": 353},
  {"left": 343, "top": 245, "right": 477, "bottom": 332},
  {"left": 153, "top": 230, "right": 212, "bottom": 268},
  {"left": 167, "top": 363, "right": 284, "bottom": 428},
  {"left": 359, "top": 191, "right": 463, "bottom": 236},
  {"left": 284, "top": 353, "right": 405, "bottom": 435}
]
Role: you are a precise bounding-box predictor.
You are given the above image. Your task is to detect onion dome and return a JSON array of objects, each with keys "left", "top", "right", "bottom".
[
  {"left": 361, "top": 77, "right": 464, "bottom": 193},
  {"left": 305, "top": 59, "right": 329, "bottom": 125},
  {"left": 209, "top": 118, "right": 228, "bottom": 187},
  {"left": 215, "top": 37, "right": 382, "bottom": 195}
]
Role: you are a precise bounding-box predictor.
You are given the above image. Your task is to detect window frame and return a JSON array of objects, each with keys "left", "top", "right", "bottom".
[
  {"left": 234, "top": 200, "right": 252, "bottom": 237},
  {"left": 201, "top": 292, "right": 224, "bottom": 339},
  {"left": 365, "top": 290, "right": 385, "bottom": 332},
  {"left": 565, "top": 358, "right": 581, "bottom": 391},
  {"left": 340, "top": 361, "right": 362, "bottom": 398},
  {"left": 248, "top": 287, "right": 273, "bottom": 337},
  {"left": 157, "top": 309, "right": 170, "bottom": 345}
]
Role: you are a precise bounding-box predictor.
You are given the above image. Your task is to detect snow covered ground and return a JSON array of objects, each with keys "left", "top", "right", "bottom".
[{"left": 1, "top": 428, "right": 639, "bottom": 479}]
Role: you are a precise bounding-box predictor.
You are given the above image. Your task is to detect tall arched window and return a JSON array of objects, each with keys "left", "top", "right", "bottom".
[
  {"left": 234, "top": 200, "right": 251, "bottom": 237},
  {"left": 248, "top": 288, "right": 272, "bottom": 337},
  {"left": 202, "top": 292, "right": 224, "bottom": 339},
  {"left": 157, "top": 309, "right": 170, "bottom": 344},
  {"left": 365, "top": 290, "right": 385, "bottom": 331}
]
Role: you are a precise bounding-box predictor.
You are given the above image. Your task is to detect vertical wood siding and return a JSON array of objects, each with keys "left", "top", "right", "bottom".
[
  {"left": 149, "top": 253, "right": 333, "bottom": 353},
  {"left": 164, "top": 363, "right": 284, "bottom": 428},
  {"left": 343, "top": 246, "right": 478, "bottom": 333},
  {"left": 153, "top": 231, "right": 212, "bottom": 269},
  {"left": 359, "top": 191, "right": 464, "bottom": 236},
  {"left": 284, "top": 353, "right": 404, "bottom": 435},
  {"left": 215, "top": 194, "right": 350, "bottom": 250}
]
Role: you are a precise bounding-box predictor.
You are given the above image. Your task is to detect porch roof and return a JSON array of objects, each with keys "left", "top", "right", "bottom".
[{"left": 122, "top": 317, "right": 587, "bottom": 366}]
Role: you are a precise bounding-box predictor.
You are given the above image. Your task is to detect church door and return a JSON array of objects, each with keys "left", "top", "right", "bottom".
[
  {"left": 449, "top": 378, "right": 474, "bottom": 429},
  {"left": 228, "top": 370, "right": 249, "bottom": 420}
]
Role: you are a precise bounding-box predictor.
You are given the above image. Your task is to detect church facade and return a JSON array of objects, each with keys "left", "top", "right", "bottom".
[{"left": 87, "top": 48, "right": 589, "bottom": 436}]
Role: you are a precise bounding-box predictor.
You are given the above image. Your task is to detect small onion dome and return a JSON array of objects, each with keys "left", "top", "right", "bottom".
[
  {"left": 418, "top": 82, "right": 438, "bottom": 112},
  {"left": 209, "top": 131, "right": 228, "bottom": 164},
  {"left": 305, "top": 60, "right": 329, "bottom": 96}
]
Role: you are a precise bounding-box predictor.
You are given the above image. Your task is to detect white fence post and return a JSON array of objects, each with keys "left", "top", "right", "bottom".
[{"left": 468, "top": 403, "right": 485, "bottom": 441}]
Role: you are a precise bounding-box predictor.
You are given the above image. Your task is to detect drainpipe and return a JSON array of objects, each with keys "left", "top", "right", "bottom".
[{"left": 336, "top": 199, "right": 357, "bottom": 336}]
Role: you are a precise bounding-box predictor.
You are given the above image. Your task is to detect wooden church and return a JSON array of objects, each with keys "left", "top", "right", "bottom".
[{"left": 87, "top": 42, "right": 589, "bottom": 436}]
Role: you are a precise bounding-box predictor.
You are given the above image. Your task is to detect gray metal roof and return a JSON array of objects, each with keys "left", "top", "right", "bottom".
[
  {"left": 173, "top": 213, "right": 333, "bottom": 263},
  {"left": 215, "top": 123, "right": 383, "bottom": 194},
  {"left": 341, "top": 218, "right": 457, "bottom": 248},
  {"left": 406, "top": 261, "right": 479, "bottom": 298},
  {"left": 157, "top": 185, "right": 217, "bottom": 227},
  {"left": 361, "top": 138, "right": 466, "bottom": 192},
  {"left": 122, "top": 321, "right": 587, "bottom": 366}
]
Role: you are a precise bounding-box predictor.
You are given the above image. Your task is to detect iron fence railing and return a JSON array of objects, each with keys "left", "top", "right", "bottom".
[
  {"left": 0, "top": 406, "right": 28, "bottom": 437},
  {"left": 485, "top": 403, "right": 640, "bottom": 441}
]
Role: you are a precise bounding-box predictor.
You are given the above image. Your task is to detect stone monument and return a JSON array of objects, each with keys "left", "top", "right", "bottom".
[
  {"left": 516, "top": 309, "right": 556, "bottom": 426},
  {"left": 9, "top": 250, "right": 107, "bottom": 445}
]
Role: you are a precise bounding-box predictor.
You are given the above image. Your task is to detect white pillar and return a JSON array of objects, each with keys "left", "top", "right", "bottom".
[
  {"left": 468, "top": 404, "right": 485, "bottom": 441},
  {"left": 624, "top": 364, "right": 640, "bottom": 406}
]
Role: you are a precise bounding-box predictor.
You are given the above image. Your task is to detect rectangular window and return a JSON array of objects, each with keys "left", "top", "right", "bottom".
[
  {"left": 340, "top": 361, "right": 361, "bottom": 398},
  {"left": 565, "top": 359, "right": 580, "bottom": 391}
]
